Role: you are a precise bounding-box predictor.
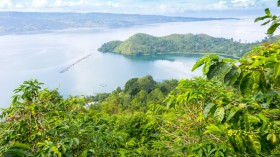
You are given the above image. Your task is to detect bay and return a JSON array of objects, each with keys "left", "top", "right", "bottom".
[{"left": 0, "top": 18, "right": 269, "bottom": 107}]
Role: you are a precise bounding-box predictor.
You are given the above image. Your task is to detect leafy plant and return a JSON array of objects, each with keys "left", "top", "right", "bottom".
[{"left": 255, "top": 0, "right": 280, "bottom": 34}]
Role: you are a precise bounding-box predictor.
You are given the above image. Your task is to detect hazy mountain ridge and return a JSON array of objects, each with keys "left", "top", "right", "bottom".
[
  {"left": 0, "top": 12, "right": 238, "bottom": 35},
  {"left": 98, "top": 33, "right": 261, "bottom": 57}
]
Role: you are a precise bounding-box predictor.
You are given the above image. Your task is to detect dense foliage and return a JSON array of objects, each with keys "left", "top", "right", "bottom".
[
  {"left": 1, "top": 4, "right": 280, "bottom": 155},
  {"left": 1, "top": 39, "right": 280, "bottom": 156},
  {"left": 98, "top": 33, "right": 264, "bottom": 57}
]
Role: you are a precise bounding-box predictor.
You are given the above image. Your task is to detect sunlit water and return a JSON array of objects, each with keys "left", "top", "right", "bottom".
[{"left": 0, "top": 18, "right": 270, "bottom": 107}]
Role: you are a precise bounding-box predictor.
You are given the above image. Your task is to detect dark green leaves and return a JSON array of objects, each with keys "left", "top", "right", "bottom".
[
  {"left": 255, "top": 3, "right": 280, "bottom": 34},
  {"left": 192, "top": 54, "right": 219, "bottom": 75},
  {"left": 224, "top": 68, "right": 241, "bottom": 86},
  {"left": 240, "top": 73, "right": 254, "bottom": 97},
  {"left": 267, "top": 23, "right": 280, "bottom": 34}
]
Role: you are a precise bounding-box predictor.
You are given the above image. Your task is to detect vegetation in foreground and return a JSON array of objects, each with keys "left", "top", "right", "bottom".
[
  {"left": 1, "top": 38, "right": 279, "bottom": 156},
  {"left": 1, "top": 2, "right": 280, "bottom": 156}
]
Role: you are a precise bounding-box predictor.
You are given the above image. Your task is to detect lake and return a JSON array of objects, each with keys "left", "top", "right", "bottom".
[{"left": 0, "top": 18, "right": 270, "bottom": 108}]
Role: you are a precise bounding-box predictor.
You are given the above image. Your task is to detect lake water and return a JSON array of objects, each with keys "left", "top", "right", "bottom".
[{"left": 0, "top": 18, "right": 270, "bottom": 108}]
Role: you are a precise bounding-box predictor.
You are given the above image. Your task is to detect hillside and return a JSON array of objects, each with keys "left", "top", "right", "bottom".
[
  {"left": 98, "top": 33, "right": 260, "bottom": 57},
  {"left": 0, "top": 12, "right": 236, "bottom": 35}
]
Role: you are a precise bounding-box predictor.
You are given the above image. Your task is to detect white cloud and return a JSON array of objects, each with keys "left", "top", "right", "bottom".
[
  {"left": 15, "top": 3, "right": 25, "bottom": 9},
  {"left": 0, "top": 0, "right": 277, "bottom": 14},
  {"left": 106, "top": 1, "right": 120, "bottom": 8},
  {"left": 212, "top": 1, "right": 228, "bottom": 10},
  {"left": 0, "top": 0, "right": 12, "bottom": 9},
  {"left": 32, "top": 0, "right": 49, "bottom": 8},
  {"left": 231, "top": 0, "right": 255, "bottom": 7},
  {"left": 55, "top": 0, "right": 87, "bottom": 7}
]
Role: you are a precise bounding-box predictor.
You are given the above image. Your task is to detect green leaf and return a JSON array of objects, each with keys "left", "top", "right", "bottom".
[
  {"left": 271, "top": 134, "right": 277, "bottom": 143},
  {"left": 267, "top": 133, "right": 277, "bottom": 143},
  {"left": 224, "top": 68, "right": 241, "bottom": 86},
  {"left": 255, "top": 15, "right": 270, "bottom": 22},
  {"left": 73, "top": 138, "right": 80, "bottom": 146},
  {"left": 267, "top": 23, "right": 280, "bottom": 34},
  {"left": 240, "top": 73, "right": 254, "bottom": 97},
  {"left": 203, "top": 58, "right": 212, "bottom": 75},
  {"left": 261, "top": 20, "right": 271, "bottom": 26},
  {"left": 226, "top": 107, "right": 239, "bottom": 121},
  {"left": 192, "top": 56, "right": 209, "bottom": 72},
  {"left": 278, "top": 0, "right": 280, "bottom": 7},
  {"left": 235, "top": 135, "right": 245, "bottom": 152},
  {"left": 207, "top": 63, "right": 220, "bottom": 79},
  {"left": 214, "top": 107, "right": 225, "bottom": 122},
  {"left": 217, "top": 63, "right": 232, "bottom": 80},
  {"left": 203, "top": 103, "right": 216, "bottom": 118},
  {"left": 246, "top": 114, "right": 260, "bottom": 124},
  {"left": 208, "top": 54, "right": 219, "bottom": 61},
  {"left": 192, "top": 54, "right": 219, "bottom": 74},
  {"left": 264, "top": 8, "right": 271, "bottom": 16},
  {"left": 204, "top": 124, "right": 222, "bottom": 134},
  {"left": 248, "top": 135, "right": 261, "bottom": 154},
  {"left": 274, "top": 63, "right": 280, "bottom": 78}
]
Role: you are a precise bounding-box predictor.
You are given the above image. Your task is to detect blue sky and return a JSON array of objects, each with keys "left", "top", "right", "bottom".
[{"left": 0, "top": 0, "right": 278, "bottom": 16}]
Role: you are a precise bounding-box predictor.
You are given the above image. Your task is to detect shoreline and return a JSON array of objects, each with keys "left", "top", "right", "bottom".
[{"left": 102, "top": 51, "right": 240, "bottom": 59}]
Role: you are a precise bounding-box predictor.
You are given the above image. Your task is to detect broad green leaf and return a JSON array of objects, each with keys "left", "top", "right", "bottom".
[
  {"left": 274, "top": 62, "right": 280, "bottom": 78},
  {"left": 208, "top": 54, "right": 219, "bottom": 61},
  {"left": 207, "top": 63, "right": 220, "bottom": 79},
  {"left": 203, "top": 103, "right": 216, "bottom": 118},
  {"left": 248, "top": 135, "right": 261, "bottom": 154},
  {"left": 217, "top": 63, "right": 232, "bottom": 80},
  {"left": 252, "top": 71, "right": 263, "bottom": 91},
  {"left": 192, "top": 56, "right": 209, "bottom": 72},
  {"left": 272, "top": 134, "right": 277, "bottom": 143},
  {"left": 214, "top": 107, "right": 225, "bottom": 122},
  {"left": 224, "top": 68, "right": 241, "bottom": 86},
  {"left": 267, "top": 133, "right": 277, "bottom": 143},
  {"left": 246, "top": 114, "right": 260, "bottom": 124},
  {"left": 226, "top": 107, "right": 239, "bottom": 121},
  {"left": 267, "top": 23, "right": 280, "bottom": 34},
  {"left": 240, "top": 73, "right": 254, "bottom": 97},
  {"left": 192, "top": 54, "right": 219, "bottom": 74},
  {"left": 204, "top": 124, "right": 222, "bottom": 134},
  {"left": 278, "top": 0, "right": 280, "bottom": 7},
  {"left": 203, "top": 58, "right": 212, "bottom": 75},
  {"left": 235, "top": 135, "right": 245, "bottom": 152}
]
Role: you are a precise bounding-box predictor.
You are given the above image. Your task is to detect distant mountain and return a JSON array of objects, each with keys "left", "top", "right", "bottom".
[
  {"left": 0, "top": 12, "right": 238, "bottom": 35},
  {"left": 98, "top": 33, "right": 261, "bottom": 57}
]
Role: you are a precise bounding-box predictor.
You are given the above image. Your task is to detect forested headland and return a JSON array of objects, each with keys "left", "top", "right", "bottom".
[{"left": 98, "top": 33, "right": 278, "bottom": 57}]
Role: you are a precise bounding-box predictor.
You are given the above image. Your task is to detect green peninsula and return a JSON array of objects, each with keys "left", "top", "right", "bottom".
[{"left": 99, "top": 33, "right": 260, "bottom": 57}]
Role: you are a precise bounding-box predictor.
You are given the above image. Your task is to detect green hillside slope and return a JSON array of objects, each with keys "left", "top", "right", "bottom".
[{"left": 98, "top": 33, "right": 261, "bottom": 56}]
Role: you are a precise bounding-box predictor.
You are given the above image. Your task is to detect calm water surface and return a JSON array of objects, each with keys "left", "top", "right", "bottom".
[{"left": 0, "top": 18, "right": 269, "bottom": 107}]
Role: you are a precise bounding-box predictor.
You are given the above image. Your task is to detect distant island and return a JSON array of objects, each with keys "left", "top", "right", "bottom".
[
  {"left": 0, "top": 12, "right": 238, "bottom": 35},
  {"left": 98, "top": 33, "right": 264, "bottom": 57}
]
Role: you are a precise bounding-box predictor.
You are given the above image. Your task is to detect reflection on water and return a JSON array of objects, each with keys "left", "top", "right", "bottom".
[{"left": 0, "top": 18, "right": 267, "bottom": 107}]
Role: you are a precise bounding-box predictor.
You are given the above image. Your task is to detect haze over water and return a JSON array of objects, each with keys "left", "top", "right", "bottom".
[{"left": 0, "top": 18, "right": 270, "bottom": 107}]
